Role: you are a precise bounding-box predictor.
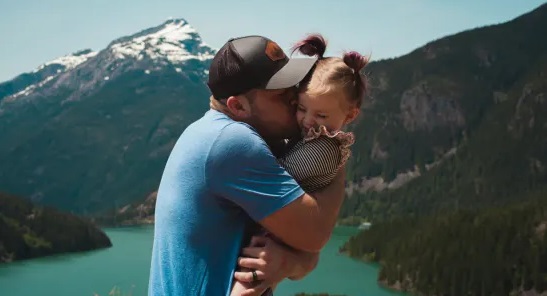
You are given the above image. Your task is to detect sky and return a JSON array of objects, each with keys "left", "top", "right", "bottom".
[{"left": 0, "top": 0, "right": 545, "bottom": 82}]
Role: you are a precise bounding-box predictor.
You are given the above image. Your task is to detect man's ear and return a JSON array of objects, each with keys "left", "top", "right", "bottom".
[
  {"left": 225, "top": 95, "right": 252, "bottom": 119},
  {"left": 344, "top": 108, "right": 360, "bottom": 125}
]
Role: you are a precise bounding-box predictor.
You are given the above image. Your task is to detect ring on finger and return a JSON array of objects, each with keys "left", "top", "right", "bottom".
[{"left": 252, "top": 270, "right": 258, "bottom": 282}]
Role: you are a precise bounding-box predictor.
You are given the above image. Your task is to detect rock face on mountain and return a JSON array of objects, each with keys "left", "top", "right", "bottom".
[
  {"left": 0, "top": 19, "right": 214, "bottom": 213},
  {"left": 93, "top": 191, "right": 157, "bottom": 226},
  {"left": 339, "top": 3, "right": 547, "bottom": 220},
  {"left": 345, "top": 3, "right": 547, "bottom": 186}
]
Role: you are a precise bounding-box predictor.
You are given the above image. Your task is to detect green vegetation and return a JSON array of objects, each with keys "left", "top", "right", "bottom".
[
  {"left": 0, "top": 3, "right": 546, "bottom": 296},
  {"left": 341, "top": 190, "right": 547, "bottom": 296},
  {"left": 0, "top": 69, "right": 211, "bottom": 214},
  {"left": 337, "top": 7, "right": 547, "bottom": 295},
  {"left": 345, "top": 3, "right": 547, "bottom": 186},
  {"left": 337, "top": 215, "right": 369, "bottom": 227},
  {"left": 91, "top": 191, "right": 156, "bottom": 227},
  {"left": 340, "top": 3, "right": 547, "bottom": 223},
  {"left": 0, "top": 191, "right": 111, "bottom": 263}
]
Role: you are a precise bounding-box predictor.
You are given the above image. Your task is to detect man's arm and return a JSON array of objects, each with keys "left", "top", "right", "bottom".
[
  {"left": 232, "top": 236, "right": 320, "bottom": 296},
  {"left": 208, "top": 124, "right": 346, "bottom": 253},
  {"left": 285, "top": 249, "right": 319, "bottom": 280},
  {"left": 259, "top": 167, "right": 346, "bottom": 253}
]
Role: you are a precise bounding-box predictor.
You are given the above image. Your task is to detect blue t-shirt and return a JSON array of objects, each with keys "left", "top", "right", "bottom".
[{"left": 148, "top": 109, "right": 305, "bottom": 296}]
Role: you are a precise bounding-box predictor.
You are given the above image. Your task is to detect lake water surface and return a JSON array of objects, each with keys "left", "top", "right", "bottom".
[{"left": 0, "top": 226, "right": 406, "bottom": 296}]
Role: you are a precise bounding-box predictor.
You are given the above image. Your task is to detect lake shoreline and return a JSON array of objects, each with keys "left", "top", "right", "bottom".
[
  {"left": 338, "top": 249, "right": 413, "bottom": 296},
  {"left": 0, "top": 225, "right": 404, "bottom": 296},
  {"left": 0, "top": 192, "right": 112, "bottom": 265},
  {"left": 103, "top": 222, "right": 410, "bottom": 295}
]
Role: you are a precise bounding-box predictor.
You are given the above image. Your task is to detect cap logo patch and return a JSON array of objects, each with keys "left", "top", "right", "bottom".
[{"left": 265, "top": 41, "right": 286, "bottom": 61}]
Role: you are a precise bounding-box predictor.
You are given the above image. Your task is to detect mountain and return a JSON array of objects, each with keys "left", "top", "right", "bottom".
[
  {"left": 339, "top": 3, "right": 547, "bottom": 221},
  {"left": 92, "top": 191, "right": 157, "bottom": 226},
  {"left": 340, "top": 190, "right": 547, "bottom": 296},
  {"left": 0, "top": 191, "right": 111, "bottom": 263},
  {"left": 334, "top": 5, "right": 547, "bottom": 295},
  {"left": 1, "top": 4, "right": 547, "bottom": 217},
  {"left": 0, "top": 19, "right": 215, "bottom": 213},
  {"left": 0, "top": 49, "right": 97, "bottom": 101}
]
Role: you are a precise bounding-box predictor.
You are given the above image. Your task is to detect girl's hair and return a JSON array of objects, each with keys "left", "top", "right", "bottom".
[{"left": 291, "top": 34, "right": 369, "bottom": 108}]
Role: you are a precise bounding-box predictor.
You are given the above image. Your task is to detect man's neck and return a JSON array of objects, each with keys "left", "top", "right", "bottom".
[{"left": 209, "top": 96, "right": 232, "bottom": 116}]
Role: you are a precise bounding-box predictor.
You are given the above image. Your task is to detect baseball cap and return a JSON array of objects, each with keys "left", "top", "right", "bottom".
[{"left": 207, "top": 35, "right": 317, "bottom": 100}]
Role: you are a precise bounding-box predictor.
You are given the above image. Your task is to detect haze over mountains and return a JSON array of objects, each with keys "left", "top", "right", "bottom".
[{"left": 1, "top": 3, "right": 546, "bottom": 222}]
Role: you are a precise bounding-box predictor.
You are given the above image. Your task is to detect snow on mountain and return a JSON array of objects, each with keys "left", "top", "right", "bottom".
[
  {"left": 2, "top": 49, "right": 97, "bottom": 102},
  {"left": 109, "top": 19, "right": 214, "bottom": 63},
  {"left": 7, "top": 75, "right": 55, "bottom": 99},
  {"left": 0, "top": 49, "right": 98, "bottom": 102},
  {"left": 34, "top": 49, "right": 98, "bottom": 73},
  {"left": 1, "top": 18, "right": 215, "bottom": 104}
]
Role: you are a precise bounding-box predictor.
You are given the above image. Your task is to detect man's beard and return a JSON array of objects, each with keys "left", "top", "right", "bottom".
[{"left": 248, "top": 113, "right": 299, "bottom": 141}]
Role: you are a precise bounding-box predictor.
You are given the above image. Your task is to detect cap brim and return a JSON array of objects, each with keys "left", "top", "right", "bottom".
[{"left": 264, "top": 58, "right": 317, "bottom": 89}]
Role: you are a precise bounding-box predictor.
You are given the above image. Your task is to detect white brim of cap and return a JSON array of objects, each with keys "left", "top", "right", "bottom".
[{"left": 264, "top": 58, "right": 317, "bottom": 89}]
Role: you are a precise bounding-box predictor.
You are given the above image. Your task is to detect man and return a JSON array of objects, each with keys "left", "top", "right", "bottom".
[{"left": 148, "top": 35, "right": 347, "bottom": 296}]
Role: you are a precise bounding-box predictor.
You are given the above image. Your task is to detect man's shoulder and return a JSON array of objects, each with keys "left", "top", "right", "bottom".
[
  {"left": 207, "top": 115, "right": 266, "bottom": 152},
  {"left": 198, "top": 110, "right": 256, "bottom": 132},
  {"left": 187, "top": 110, "right": 258, "bottom": 141}
]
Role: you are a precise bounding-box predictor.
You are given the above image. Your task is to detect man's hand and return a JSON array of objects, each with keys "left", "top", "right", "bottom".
[
  {"left": 233, "top": 235, "right": 319, "bottom": 296},
  {"left": 259, "top": 166, "right": 347, "bottom": 252}
]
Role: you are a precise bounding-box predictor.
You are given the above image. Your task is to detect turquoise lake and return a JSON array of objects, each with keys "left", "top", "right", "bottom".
[{"left": 0, "top": 226, "right": 407, "bottom": 296}]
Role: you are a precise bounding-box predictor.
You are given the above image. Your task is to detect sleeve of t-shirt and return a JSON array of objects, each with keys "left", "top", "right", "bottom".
[
  {"left": 282, "top": 137, "right": 342, "bottom": 182},
  {"left": 206, "top": 122, "right": 305, "bottom": 222}
]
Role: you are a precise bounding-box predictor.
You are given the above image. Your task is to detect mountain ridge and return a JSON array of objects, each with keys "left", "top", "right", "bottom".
[
  {"left": 343, "top": 2, "right": 547, "bottom": 193},
  {"left": 0, "top": 49, "right": 96, "bottom": 102},
  {"left": 0, "top": 18, "right": 214, "bottom": 106},
  {"left": 0, "top": 18, "right": 215, "bottom": 212},
  {"left": 1, "top": 4, "right": 546, "bottom": 216}
]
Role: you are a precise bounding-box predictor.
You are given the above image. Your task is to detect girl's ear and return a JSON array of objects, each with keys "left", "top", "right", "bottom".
[{"left": 344, "top": 107, "right": 360, "bottom": 125}]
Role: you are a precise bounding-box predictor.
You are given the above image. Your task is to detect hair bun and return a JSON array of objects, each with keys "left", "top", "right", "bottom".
[
  {"left": 343, "top": 51, "right": 369, "bottom": 100},
  {"left": 343, "top": 51, "right": 368, "bottom": 73},
  {"left": 291, "top": 34, "right": 327, "bottom": 58}
]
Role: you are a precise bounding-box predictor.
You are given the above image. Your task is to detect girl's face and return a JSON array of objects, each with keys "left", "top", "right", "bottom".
[{"left": 296, "top": 92, "right": 359, "bottom": 135}]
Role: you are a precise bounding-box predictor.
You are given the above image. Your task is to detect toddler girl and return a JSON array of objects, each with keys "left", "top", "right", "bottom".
[{"left": 231, "top": 33, "right": 369, "bottom": 296}]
